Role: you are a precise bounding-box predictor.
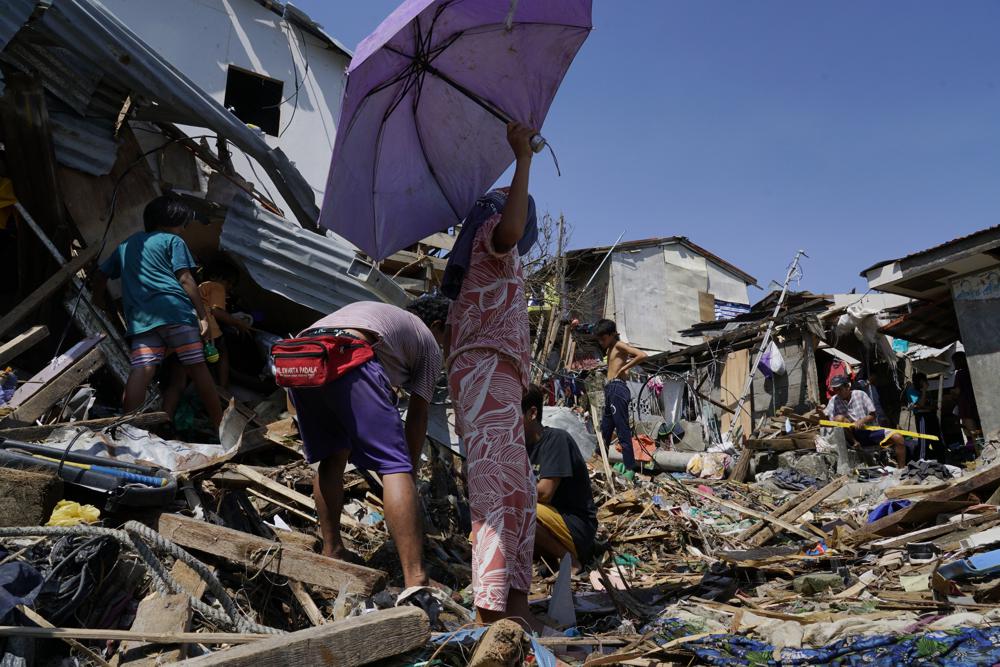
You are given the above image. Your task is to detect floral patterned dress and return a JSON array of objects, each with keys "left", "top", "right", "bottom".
[{"left": 447, "top": 215, "right": 535, "bottom": 612}]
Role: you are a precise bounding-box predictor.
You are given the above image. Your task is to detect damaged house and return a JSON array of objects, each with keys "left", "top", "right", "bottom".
[
  {"left": 864, "top": 224, "right": 1000, "bottom": 439},
  {"left": 563, "top": 236, "right": 759, "bottom": 356},
  {"left": 0, "top": 0, "right": 415, "bottom": 395}
]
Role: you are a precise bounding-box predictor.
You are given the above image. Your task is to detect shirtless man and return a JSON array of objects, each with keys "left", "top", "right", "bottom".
[{"left": 595, "top": 319, "right": 648, "bottom": 473}]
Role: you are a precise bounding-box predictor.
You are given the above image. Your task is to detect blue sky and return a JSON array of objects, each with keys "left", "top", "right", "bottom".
[{"left": 297, "top": 1, "right": 1000, "bottom": 294}]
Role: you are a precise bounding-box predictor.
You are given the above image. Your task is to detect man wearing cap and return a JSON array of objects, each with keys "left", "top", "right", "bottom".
[{"left": 825, "top": 375, "right": 907, "bottom": 467}]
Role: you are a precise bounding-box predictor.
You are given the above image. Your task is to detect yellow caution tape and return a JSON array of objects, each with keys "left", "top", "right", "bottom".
[{"left": 819, "top": 419, "right": 939, "bottom": 443}]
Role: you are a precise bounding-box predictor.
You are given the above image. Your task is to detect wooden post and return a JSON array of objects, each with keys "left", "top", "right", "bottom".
[
  {"left": 174, "top": 607, "right": 429, "bottom": 666},
  {"left": 590, "top": 406, "right": 616, "bottom": 494}
]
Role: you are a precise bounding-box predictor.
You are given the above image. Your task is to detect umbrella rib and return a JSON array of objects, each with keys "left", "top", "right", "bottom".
[
  {"left": 411, "top": 70, "right": 463, "bottom": 222},
  {"left": 369, "top": 65, "right": 425, "bottom": 257}
]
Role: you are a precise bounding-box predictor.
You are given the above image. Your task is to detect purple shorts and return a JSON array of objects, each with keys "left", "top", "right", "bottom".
[{"left": 288, "top": 359, "right": 411, "bottom": 475}]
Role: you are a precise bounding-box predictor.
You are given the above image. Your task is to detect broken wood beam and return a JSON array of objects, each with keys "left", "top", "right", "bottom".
[
  {"left": 120, "top": 594, "right": 192, "bottom": 665},
  {"left": 233, "top": 463, "right": 362, "bottom": 529},
  {"left": 120, "top": 561, "right": 211, "bottom": 665},
  {"left": 694, "top": 489, "right": 821, "bottom": 542},
  {"left": 15, "top": 606, "right": 111, "bottom": 667},
  {"left": 0, "top": 627, "right": 266, "bottom": 644},
  {"left": 4, "top": 347, "right": 106, "bottom": 424},
  {"left": 747, "top": 477, "right": 845, "bottom": 547},
  {"left": 0, "top": 245, "right": 100, "bottom": 339},
  {"left": 0, "top": 412, "right": 168, "bottom": 441},
  {"left": 289, "top": 581, "right": 326, "bottom": 626},
  {"left": 155, "top": 513, "right": 385, "bottom": 595},
  {"left": 0, "top": 326, "right": 49, "bottom": 367},
  {"left": 175, "top": 607, "right": 428, "bottom": 666}
]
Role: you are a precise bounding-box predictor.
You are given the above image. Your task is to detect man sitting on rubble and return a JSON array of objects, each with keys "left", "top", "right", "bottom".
[
  {"left": 286, "top": 297, "right": 449, "bottom": 594},
  {"left": 522, "top": 384, "right": 598, "bottom": 572},
  {"left": 825, "top": 375, "right": 906, "bottom": 467}
]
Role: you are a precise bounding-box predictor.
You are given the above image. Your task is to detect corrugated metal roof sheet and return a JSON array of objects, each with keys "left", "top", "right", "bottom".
[
  {"left": 49, "top": 111, "right": 119, "bottom": 176},
  {"left": 220, "top": 193, "right": 380, "bottom": 314},
  {"left": 7, "top": 0, "right": 319, "bottom": 230},
  {"left": 0, "top": 0, "right": 34, "bottom": 52},
  {"left": 861, "top": 224, "right": 1000, "bottom": 276},
  {"left": 1, "top": 38, "right": 104, "bottom": 115}
]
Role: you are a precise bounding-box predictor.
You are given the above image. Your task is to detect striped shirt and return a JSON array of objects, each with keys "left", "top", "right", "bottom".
[{"left": 306, "top": 302, "right": 441, "bottom": 402}]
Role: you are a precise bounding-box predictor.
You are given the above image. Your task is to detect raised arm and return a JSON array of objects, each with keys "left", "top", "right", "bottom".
[{"left": 492, "top": 122, "right": 535, "bottom": 253}]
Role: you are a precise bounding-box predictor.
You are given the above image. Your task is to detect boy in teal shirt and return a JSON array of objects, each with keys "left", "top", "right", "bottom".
[{"left": 93, "top": 196, "right": 222, "bottom": 427}]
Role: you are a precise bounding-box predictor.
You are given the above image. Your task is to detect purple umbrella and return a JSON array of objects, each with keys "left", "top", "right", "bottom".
[{"left": 319, "top": 0, "right": 592, "bottom": 261}]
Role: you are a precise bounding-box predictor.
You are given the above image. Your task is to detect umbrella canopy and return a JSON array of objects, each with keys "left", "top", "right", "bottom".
[{"left": 319, "top": 0, "right": 592, "bottom": 261}]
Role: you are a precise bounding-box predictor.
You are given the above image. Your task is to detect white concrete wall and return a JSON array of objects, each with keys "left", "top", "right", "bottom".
[
  {"left": 99, "top": 0, "right": 349, "bottom": 215},
  {"left": 609, "top": 242, "right": 752, "bottom": 353}
]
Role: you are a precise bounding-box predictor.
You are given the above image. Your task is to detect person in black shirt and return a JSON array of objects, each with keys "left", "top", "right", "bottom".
[{"left": 522, "top": 384, "right": 599, "bottom": 571}]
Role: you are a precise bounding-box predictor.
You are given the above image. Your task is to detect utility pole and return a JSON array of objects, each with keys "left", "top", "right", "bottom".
[
  {"left": 725, "top": 249, "right": 807, "bottom": 446},
  {"left": 557, "top": 214, "right": 566, "bottom": 321}
]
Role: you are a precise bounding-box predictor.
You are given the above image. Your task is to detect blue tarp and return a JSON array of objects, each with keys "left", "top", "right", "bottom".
[{"left": 645, "top": 618, "right": 1000, "bottom": 666}]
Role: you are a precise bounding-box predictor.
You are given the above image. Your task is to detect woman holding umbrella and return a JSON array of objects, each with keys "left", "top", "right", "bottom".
[{"left": 446, "top": 121, "right": 544, "bottom": 633}]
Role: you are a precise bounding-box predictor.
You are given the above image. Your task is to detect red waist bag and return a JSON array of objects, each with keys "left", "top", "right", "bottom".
[{"left": 271, "top": 336, "right": 374, "bottom": 388}]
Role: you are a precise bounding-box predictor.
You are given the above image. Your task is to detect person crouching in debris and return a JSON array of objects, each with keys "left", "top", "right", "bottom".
[
  {"left": 521, "top": 384, "right": 598, "bottom": 572},
  {"left": 825, "top": 375, "right": 906, "bottom": 467},
  {"left": 443, "top": 122, "right": 544, "bottom": 633},
  {"left": 281, "top": 298, "right": 448, "bottom": 593},
  {"left": 594, "top": 319, "right": 647, "bottom": 476},
  {"left": 92, "top": 195, "right": 222, "bottom": 428}
]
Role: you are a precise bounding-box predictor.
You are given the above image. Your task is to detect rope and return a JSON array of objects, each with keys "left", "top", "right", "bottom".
[{"left": 0, "top": 524, "right": 282, "bottom": 635}]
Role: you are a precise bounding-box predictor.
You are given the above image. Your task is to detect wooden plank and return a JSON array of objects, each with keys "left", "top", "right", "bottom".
[
  {"left": 7, "top": 335, "right": 103, "bottom": 407},
  {"left": 234, "top": 464, "right": 362, "bottom": 530},
  {"left": 289, "top": 581, "right": 326, "bottom": 626},
  {"left": 698, "top": 291, "right": 716, "bottom": 323},
  {"left": 16, "top": 605, "right": 111, "bottom": 667},
  {"left": 7, "top": 349, "right": 104, "bottom": 423},
  {"left": 122, "top": 561, "right": 209, "bottom": 665},
  {"left": 5, "top": 347, "right": 106, "bottom": 424},
  {"left": 171, "top": 560, "right": 211, "bottom": 600},
  {"left": 747, "top": 477, "right": 845, "bottom": 547},
  {"left": 0, "top": 412, "right": 168, "bottom": 441},
  {"left": 234, "top": 464, "right": 315, "bottom": 510},
  {"left": 590, "top": 406, "right": 616, "bottom": 494},
  {"left": 694, "top": 490, "right": 820, "bottom": 542},
  {"left": 0, "top": 245, "right": 99, "bottom": 339},
  {"left": 0, "top": 627, "right": 266, "bottom": 643},
  {"left": 851, "top": 500, "right": 979, "bottom": 542},
  {"left": 417, "top": 231, "right": 456, "bottom": 252},
  {"left": 738, "top": 486, "right": 815, "bottom": 542},
  {"left": 120, "top": 594, "right": 192, "bottom": 665},
  {"left": 0, "top": 326, "right": 49, "bottom": 367},
  {"left": 155, "top": 514, "right": 385, "bottom": 595},
  {"left": 868, "top": 512, "right": 1000, "bottom": 550},
  {"left": 175, "top": 607, "right": 428, "bottom": 667}
]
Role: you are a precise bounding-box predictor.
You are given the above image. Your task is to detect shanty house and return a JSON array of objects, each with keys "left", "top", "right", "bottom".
[
  {"left": 863, "top": 225, "right": 1000, "bottom": 438},
  {"left": 564, "top": 237, "right": 759, "bottom": 354}
]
